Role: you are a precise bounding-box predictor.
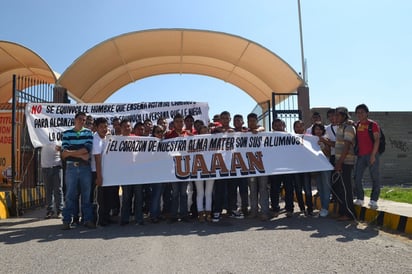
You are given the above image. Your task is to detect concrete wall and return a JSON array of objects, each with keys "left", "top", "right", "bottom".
[
  {"left": 311, "top": 109, "right": 412, "bottom": 186},
  {"left": 369, "top": 112, "right": 412, "bottom": 186}
]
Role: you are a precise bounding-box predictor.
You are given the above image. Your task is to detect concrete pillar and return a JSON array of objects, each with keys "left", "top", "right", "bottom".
[
  {"left": 297, "top": 86, "right": 310, "bottom": 126},
  {"left": 53, "top": 86, "right": 69, "bottom": 103}
]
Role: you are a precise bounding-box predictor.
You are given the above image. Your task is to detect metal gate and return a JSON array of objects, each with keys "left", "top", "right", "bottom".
[
  {"left": 271, "top": 92, "right": 301, "bottom": 133},
  {"left": 6, "top": 75, "right": 56, "bottom": 216}
]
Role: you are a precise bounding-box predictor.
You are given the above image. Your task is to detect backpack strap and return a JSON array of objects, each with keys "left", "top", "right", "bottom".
[
  {"left": 368, "top": 121, "right": 378, "bottom": 143},
  {"left": 331, "top": 125, "right": 336, "bottom": 136}
]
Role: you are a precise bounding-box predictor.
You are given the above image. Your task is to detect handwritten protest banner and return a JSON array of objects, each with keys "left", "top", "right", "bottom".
[
  {"left": 25, "top": 102, "right": 209, "bottom": 147},
  {"left": 101, "top": 132, "right": 333, "bottom": 186}
]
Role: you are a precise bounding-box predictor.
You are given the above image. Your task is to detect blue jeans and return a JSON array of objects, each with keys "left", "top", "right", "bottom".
[
  {"left": 42, "top": 166, "right": 63, "bottom": 213},
  {"left": 171, "top": 182, "right": 188, "bottom": 218},
  {"left": 354, "top": 154, "right": 380, "bottom": 201},
  {"left": 316, "top": 170, "right": 332, "bottom": 210},
  {"left": 121, "top": 184, "right": 143, "bottom": 223},
  {"left": 62, "top": 163, "right": 93, "bottom": 224},
  {"left": 248, "top": 176, "right": 269, "bottom": 215},
  {"left": 150, "top": 183, "right": 163, "bottom": 219}
]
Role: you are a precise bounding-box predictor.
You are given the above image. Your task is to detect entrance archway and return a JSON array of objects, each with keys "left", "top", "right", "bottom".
[
  {"left": 56, "top": 29, "right": 304, "bottom": 105},
  {"left": 0, "top": 41, "right": 58, "bottom": 103}
]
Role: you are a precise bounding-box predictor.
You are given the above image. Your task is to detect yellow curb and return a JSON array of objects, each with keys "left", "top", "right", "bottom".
[{"left": 0, "top": 191, "right": 9, "bottom": 219}]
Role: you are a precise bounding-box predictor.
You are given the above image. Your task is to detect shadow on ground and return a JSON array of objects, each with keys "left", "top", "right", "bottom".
[{"left": 0, "top": 209, "right": 379, "bottom": 245}]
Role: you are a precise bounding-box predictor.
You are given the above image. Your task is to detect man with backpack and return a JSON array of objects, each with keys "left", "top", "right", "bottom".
[{"left": 353, "top": 104, "right": 383, "bottom": 210}]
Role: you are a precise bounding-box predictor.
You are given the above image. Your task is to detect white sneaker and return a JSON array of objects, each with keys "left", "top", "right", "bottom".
[
  {"left": 319, "top": 208, "right": 328, "bottom": 217},
  {"left": 368, "top": 200, "right": 378, "bottom": 210},
  {"left": 354, "top": 199, "right": 364, "bottom": 206}
]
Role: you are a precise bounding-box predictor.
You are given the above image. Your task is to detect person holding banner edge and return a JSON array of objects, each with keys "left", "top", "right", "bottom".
[
  {"left": 194, "top": 125, "right": 215, "bottom": 222},
  {"left": 213, "top": 111, "right": 245, "bottom": 221},
  {"left": 164, "top": 113, "right": 192, "bottom": 223},
  {"left": 291, "top": 120, "right": 313, "bottom": 216},
  {"left": 269, "top": 119, "right": 295, "bottom": 218},
  {"left": 232, "top": 114, "right": 250, "bottom": 217},
  {"left": 247, "top": 113, "right": 270, "bottom": 221},
  {"left": 120, "top": 119, "right": 144, "bottom": 226},
  {"left": 149, "top": 124, "right": 166, "bottom": 223},
  {"left": 92, "top": 117, "right": 113, "bottom": 226},
  {"left": 210, "top": 111, "right": 239, "bottom": 222}
]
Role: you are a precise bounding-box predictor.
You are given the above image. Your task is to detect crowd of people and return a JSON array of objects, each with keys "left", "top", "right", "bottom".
[{"left": 40, "top": 104, "right": 383, "bottom": 230}]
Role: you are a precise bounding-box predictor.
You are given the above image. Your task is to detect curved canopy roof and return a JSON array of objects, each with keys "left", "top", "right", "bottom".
[
  {"left": 0, "top": 41, "right": 58, "bottom": 103},
  {"left": 57, "top": 29, "right": 303, "bottom": 104}
]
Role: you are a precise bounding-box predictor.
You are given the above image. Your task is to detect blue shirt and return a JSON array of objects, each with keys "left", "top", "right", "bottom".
[{"left": 61, "top": 127, "right": 93, "bottom": 162}]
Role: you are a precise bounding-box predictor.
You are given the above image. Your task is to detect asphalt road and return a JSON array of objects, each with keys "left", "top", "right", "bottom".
[{"left": 1, "top": 209, "right": 411, "bottom": 274}]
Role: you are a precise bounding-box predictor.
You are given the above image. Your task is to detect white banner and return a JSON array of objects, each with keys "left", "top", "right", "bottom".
[
  {"left": 25, "top": 102, "right": 209, "bottom": 148},
  {"left": 101, "top": 132, "right": 333, "bottom": 186}
]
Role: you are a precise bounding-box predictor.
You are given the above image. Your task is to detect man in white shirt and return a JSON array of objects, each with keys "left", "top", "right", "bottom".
[
  {"left": 41, "top": 141, "right": 63, "bottom": 219},
  {"left": 306, "top": 111, "right": 322, "bottom": 134},
  {"left": 92, "top": 117, "right": 111, "bottom": 226}
]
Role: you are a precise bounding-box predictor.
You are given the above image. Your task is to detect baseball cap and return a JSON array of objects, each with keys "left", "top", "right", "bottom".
[{"left": 336, "top": 106, "right": 351, "bottom": 119}]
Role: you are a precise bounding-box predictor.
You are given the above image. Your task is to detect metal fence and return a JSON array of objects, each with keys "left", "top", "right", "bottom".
[{"left": 6, "top": 75, "right": 55, "bottom": 215}]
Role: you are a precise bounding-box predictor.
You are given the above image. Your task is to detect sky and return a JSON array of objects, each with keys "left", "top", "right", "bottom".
[{"left": 1, "top": 0, "right": 411, "bottom": 119}]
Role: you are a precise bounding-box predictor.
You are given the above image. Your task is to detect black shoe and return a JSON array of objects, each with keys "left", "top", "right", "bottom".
[
  {"left": 71, "top": 217, "right": 81, "bottom": 226},
  {"left": 84, "top": 221, "right": 97, "bottom": 229},
  {"left": 151, "top": 218, "right": 159, "bottom": 224},
  {"left": 229, "top": 210, "right": 244, "bottom": 219},
  {"left": 98, "top": 220, "right": 109, "bottom": 226},
  {"left": 111, "top": 208, "right": 120, "bottom": 216},
  {"left": 181, "top": 216, "right": 191, "bottom": 223},
  {"left": 167, "top": 217, "right": 178, "bottom": 224},
  {"left": 45, "top": 211, "right": 54, "bottom": 219},
  {"left": 120, "top": 221, "right": 129, "bottom": 226},
  {"left": 337, "top": 215, "right": 352, "bottom": 221},
  {"left": 61, "top": 223, "right": 71, "bottom": 230}
]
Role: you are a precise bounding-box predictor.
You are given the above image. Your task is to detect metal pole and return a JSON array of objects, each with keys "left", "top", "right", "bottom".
[
  {"left": 11, "top": 75, "right": 18, "bottom": 216},
  {"left": 297, "top": 0, "right": 306, "bottom": 85}
]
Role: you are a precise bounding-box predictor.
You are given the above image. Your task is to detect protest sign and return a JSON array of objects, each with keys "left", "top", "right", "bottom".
[
  {"left": 101, "top": 132, "right": 333, "bottom": 186},
  {"left": 25, "top": 102, "right": 209, "bottom": 147}
]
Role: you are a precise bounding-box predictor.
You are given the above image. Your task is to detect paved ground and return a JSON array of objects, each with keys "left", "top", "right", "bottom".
[{"left": 1, "top": 205, "right": 411, "bottom": 274}]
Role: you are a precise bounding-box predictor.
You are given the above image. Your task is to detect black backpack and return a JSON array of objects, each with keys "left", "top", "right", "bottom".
[{"left": 355, "top": 121, "right": 386, "bottom": 155}]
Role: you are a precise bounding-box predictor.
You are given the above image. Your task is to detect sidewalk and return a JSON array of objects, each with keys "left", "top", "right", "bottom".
[
  {"left": 362, "top": 196, "right": 412, "bottom": 218},
  {"left": 351, "top": 196, "right": 412, "bottom": 235}
]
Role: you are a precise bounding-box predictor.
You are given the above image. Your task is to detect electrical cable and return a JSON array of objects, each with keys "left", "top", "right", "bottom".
[{"left": 329, "top": 171, "right": 359, "bottom": 223}]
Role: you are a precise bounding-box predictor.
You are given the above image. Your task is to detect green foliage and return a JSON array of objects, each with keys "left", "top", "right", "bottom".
[{"left": 364, "top": 187, "right": 412, "bottom": 204}]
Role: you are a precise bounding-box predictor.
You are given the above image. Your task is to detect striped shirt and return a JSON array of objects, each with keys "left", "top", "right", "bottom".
[
  {"left": 335, "top": 123, "right": 356, "bottom": 165},
  {"left": 61, "top": 127, "right": 93, "bottom": 162}
]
